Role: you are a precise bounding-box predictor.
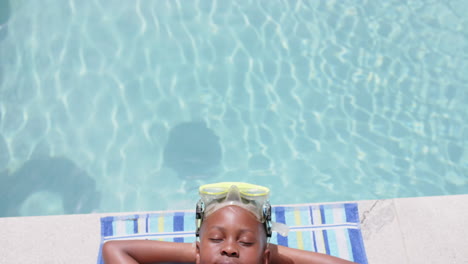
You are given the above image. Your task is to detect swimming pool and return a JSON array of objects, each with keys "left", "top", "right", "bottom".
[{"left": 0, "top": 0, "right": 467, "bottom": 217}]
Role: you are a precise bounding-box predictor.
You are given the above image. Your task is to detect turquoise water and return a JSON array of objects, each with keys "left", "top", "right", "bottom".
[{"left": 0, "top": 0, "right": 467, "bottom": 217}]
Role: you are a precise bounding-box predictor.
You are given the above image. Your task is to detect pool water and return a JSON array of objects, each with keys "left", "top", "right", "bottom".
[{"left": 0, "top": 0, "right": 467, "bottom": 217}]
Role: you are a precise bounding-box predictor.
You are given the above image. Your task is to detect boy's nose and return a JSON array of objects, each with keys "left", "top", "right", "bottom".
[{"left": 221, "top": 241, "right": 239, "bottom": 257}]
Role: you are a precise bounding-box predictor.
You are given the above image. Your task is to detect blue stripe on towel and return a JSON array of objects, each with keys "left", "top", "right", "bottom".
[
  {"left": 322, "top": 229, "right": 330, "bottom": 255},
  {"left": 173, "top": 212, "right": 184, "bottom": 242},
  {"left": 98, "top": 217, "right": 114, "bottom": 264},
  {"left": 308, "top": 206, "right": 318, "bottom": 252},
  {"left": 345, "top": 203, "right": 359, "bottom": 223},
  {"left": 319, "top": 206, "right": 331, "bottom": 255},
  {"left": 349, "top": 228, "right": 368, "bottom": 264},
  {"left": 145, "top": 214, "right": 149, "bottom": 233},
  {"left": 133, "top": 215, "right": 138, "bottom": 234},
  {"left": 274, "top": 206, "right": 288, "bottom": 247},
  {"left": 344, "top": 203, "right": 368, "bottom": 263},
  {"left": 101, "top": 216, "right": 114, "bottom": 237},
  {"left": 320, "top": 205, "right": 327, "bottom": 223}
]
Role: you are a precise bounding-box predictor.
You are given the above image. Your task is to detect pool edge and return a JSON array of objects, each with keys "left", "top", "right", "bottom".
[{"left": 1, "top": 194, "right": 467, "bottom": 264}]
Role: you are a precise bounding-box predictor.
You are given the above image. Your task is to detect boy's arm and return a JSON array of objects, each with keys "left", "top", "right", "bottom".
[
  {"left": 102, "top": 240, "right": 195, "bottom": 264},
  {"left": 269, "top": 244, "right": 357, "bottom": 264}
]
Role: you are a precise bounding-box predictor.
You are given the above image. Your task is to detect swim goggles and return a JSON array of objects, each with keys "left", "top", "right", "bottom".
[{"left": 195, "top": 182, "right": 276, "bottom": 238}]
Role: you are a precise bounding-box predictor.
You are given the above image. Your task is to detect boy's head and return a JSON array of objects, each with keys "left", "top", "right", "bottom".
[
  {"left": 195, "top": 182, "right": 272, "bottom": 264},
  {"left": 196, "top": 205, "right": 269, "bottom": 264}
]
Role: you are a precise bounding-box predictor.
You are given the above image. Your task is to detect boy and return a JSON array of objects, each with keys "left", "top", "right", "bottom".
[{"left": 103, "top": 182, "right": 357, "bottom": 264}]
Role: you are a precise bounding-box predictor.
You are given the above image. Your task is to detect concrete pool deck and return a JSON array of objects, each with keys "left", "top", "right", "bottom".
[{"left": 1, "top": 194, "right": 467, "bottom": 264}]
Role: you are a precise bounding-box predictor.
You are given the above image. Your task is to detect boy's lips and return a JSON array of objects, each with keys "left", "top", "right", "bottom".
[{"left": 216, "top": 259, "right": 239, "bottom": 264}]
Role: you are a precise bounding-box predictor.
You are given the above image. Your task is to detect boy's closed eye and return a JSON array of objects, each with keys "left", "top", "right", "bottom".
[
  {"left": 238, "top": 235, "right": 256, "bottom": 245},
  {"left": 239, "top": 241, "right": 255, "bottom": 246},
  {"left": 208, "top": 238, "right": 223, "bottom": 243}
]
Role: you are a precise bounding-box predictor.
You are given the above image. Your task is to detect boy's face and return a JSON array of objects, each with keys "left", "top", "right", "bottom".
[{"left": 196, "top": 205, "right": 269, "bottom": 264}]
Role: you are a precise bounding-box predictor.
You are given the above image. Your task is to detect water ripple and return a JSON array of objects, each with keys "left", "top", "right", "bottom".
[{"left": 0, "top": 0, "right": 467, "bottom": 216}]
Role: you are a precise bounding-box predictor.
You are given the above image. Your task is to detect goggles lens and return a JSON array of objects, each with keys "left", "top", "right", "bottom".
[{"left": 199, "top": 182, "right": 270, "bottom": 197}]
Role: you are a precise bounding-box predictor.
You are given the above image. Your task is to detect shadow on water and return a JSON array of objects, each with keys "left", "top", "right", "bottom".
[
  {"left": 163, "top": 121, "right": 222, "bottom": 180},
  {"left": 0, "top": 157, "right": 100, "bottom": 217},
  {"left": 0, "top": 0, "right": 10, "bottom": 42}
]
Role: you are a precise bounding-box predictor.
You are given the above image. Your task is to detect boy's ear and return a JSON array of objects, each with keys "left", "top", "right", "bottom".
[
  {"left": 263, "top": 247, "right": 270, "bottom": 264},
  {"left": 195, "top": 241, "right": 201, "bottom": 264}
]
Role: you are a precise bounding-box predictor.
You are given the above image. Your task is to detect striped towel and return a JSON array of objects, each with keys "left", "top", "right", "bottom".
[{"left": 97, "top": 203, "right": 367, "bottom": 264}]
